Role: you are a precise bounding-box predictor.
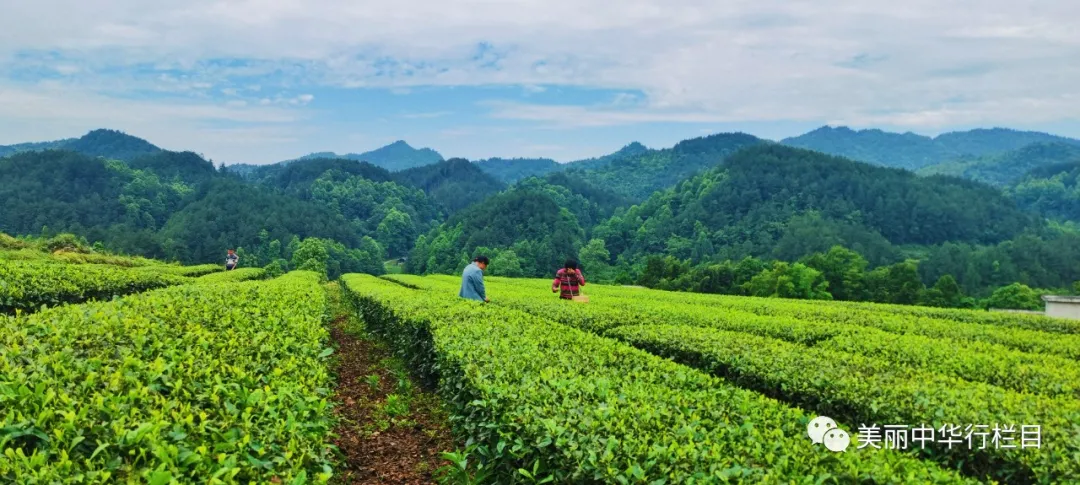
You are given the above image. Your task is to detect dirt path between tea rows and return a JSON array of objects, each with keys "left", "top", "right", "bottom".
[{"left": 327, "top": 284, "right": 456, "bottom": 484}]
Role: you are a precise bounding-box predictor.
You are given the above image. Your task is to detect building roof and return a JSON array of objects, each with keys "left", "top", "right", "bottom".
[{"left": 1041, "top": 295, "right": 1080, "bottom": 303}]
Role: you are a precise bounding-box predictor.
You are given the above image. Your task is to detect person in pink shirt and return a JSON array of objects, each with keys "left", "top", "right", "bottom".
[{"left": 552, "top": 259, "right": 586, "bottom": 300}]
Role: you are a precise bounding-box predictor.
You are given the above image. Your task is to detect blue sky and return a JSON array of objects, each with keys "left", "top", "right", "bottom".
[{"left": 0, "top": 0, "right": 1078, "bottom": 164}]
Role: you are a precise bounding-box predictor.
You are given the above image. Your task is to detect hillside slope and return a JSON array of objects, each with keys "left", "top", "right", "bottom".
[
  {"left": 393, "top": 158, "right": 506, "bottom": 213},
  {"left": 594, "top": 144, "right": 1038, "bottom": 265},
  {"left": 1008, "top": 160, "right": 1080, "bottom": 222},
  {"left": 564, "top": 133, "right": 765, "bottom": 200},
  {"left": 0, "top": 150, "right": 438, "bottom": 263},
  {"left": 918, "top": 142, "right": 1080, "bottom": 186},
  {"left": 474, "top": 157, "right": 561, "bottom": 183}
]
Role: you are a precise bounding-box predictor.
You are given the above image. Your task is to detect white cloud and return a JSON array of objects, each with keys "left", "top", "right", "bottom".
[
  {"left": 1, "top": 0, "right": 1079, "bottom": 157},
  {"left": 0, "top": 83, "right": 304, "bottom": 163}
]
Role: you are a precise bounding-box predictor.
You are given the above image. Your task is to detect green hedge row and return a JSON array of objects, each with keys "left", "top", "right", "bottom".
[
  {"left": 464, "top": 275, "right": 1080, "bottom": 354},
  {"left": 577, "top": 278, "right": 1080, "bottom": 337},
  {"left": 151, "top": 263, "right": 223, "bottom": 278},
  {"left": 343, "top": 274, "right": 974, "bottom": 484},
  {"left": 606, "top": 324, "right": 1079, "bottom": 483},
  {"left": 392, "top": 275, "right": 1080, "bottom": 400},
  {"left": 467, "top": 274, "right": 1080, "bottom": 363},
  {"left": 817, "top": 331, "right": 1080, "bottom": 400},
  {"left": 0, "top": 261, "right": 191, "bottom": 314},
  {"left": 0, "top": 271, "right": 334, "bottom": 483},
  {"left": 192, "top": 267, "right": 268, "bottom": 284}
]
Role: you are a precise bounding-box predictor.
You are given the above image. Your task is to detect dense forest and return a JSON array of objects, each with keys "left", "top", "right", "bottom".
[
  {"left": 918, "top": 142, "right": 1080, "bottom": 186},
  {"left": 473, "top": 157, "right": 561, "bottom": 183},
  {"left": 392, "top": 158, "right": 507, "bottom": 213},
  {"left": 594, "top": 144, "right": 1036, "bottom": 261},
  {"left": 561, "top": 133, "right": 765, "bottom": 200},
  {"left": 1008, "top": 160, "right": 1080, "bottom": 221},
  {"left": 6, "top": 126, "right": 1080, "bottom": 310}
]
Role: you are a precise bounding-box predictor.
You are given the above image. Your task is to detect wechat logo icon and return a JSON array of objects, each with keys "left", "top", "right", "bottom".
[{"left": 808, "top": 416, "right": 850, "bottom": 452}]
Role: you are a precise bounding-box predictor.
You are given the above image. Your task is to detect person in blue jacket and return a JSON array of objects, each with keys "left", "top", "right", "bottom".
[{"left": 459, "top": 255, "right": 490, "bottom": 302}]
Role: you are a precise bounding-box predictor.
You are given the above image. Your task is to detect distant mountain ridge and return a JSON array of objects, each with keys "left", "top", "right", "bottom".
[
  {"left": 918, "top": 142, "right": 1080, "bottom": 186},
  {"left": 782, "top": 126, "right": 1080, "bottom": 171},
  {"left": 564, "top": 133, "right": 766, "bottom": 200},
  {"left": 568, "top": 141, "right": 650, "bottom": 170},
  {"left": 0, "top": 129, "right": 161, "bottom": 161},
  {"left": 295, "top": 140, "right": 444, "bottom": 172}
]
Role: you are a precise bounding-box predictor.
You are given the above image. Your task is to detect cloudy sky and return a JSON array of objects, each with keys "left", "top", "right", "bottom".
[{"left": 1, "top": 0, "right": 1078, "bottom": 164}]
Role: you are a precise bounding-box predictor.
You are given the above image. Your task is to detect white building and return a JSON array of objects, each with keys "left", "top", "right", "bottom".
[{"left": 1041, "top": 295, "right": 1080, "bottom": 320}]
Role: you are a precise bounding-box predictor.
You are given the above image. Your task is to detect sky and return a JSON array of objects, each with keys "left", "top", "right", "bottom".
[{"left": 1, "top": 1, "right": 1078, "bottom": 164}]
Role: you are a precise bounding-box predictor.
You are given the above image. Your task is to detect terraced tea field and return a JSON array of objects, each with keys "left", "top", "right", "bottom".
[
  {"left": 3, "top": 254, "right": 1077, "bottom": 483},
  {"left": 373, "top": 274, "right": 1079, "bottom": 484}
]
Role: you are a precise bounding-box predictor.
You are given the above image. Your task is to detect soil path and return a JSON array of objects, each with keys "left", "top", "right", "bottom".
[{"left": 327, "top": 284, "right": 455, "bottom": 484}]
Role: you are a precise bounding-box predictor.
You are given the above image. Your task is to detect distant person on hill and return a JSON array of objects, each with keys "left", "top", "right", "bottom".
[
  {"left": 459, "top": 255, "right": 489, "bottom": 302},
  {"left": 552, "top": 259, "right": 586, "bottom": 300},
  {"left": 225, "top": 249, "right": 238, "bottom": 271}
]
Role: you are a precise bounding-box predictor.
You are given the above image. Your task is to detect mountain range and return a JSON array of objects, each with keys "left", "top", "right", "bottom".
[
  {"left": 294, "top": 140, "right": 445, "bottom": 171},
  {"left": 781, "top": 126, "right": 1080, "bottom": 171},
  {"left": 0, "top": 129, "right": 162, "bottom": 161},
  {"left": 5, "top": 124, "right": 1080, "bottom": 300}
]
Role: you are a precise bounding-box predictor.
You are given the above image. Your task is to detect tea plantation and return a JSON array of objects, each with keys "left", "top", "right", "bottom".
[{"left": 2, "top": 246, "right": 1076, "bottom": 483}]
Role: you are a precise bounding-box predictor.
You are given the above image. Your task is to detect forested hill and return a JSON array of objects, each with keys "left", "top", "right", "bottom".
[
  {"left": 0, "top": 129, "right": 161, "bottom": 160},
  {"left": 294, "top": 140, "right": 444, "bottom": 171},
  {"left": 918, "top": 142, "right": 1080, "bottom": 186},
  {"left": 593, "top": 144, "right": 1038, "bottom": 266},
  {"left": 782, "top": 126, "right": 1080, "bottom": 171},
  {"left": 393, "top": 158, "right": 506, "bottom": 213},
  {"left": 407, "top": 182, "right": 587, "bottom": 277},
  {"left": 0, "top": 149, "right": 443, "bottom": 269},
  {"left": 246, "top": 157, "right": 395, "bottom": 192},
  {"left": 567, "top": 141, "right": 650, "bottom": 171},
  {"left": 474, "top": 157, "right": 561, "bottom": 183},
  {"left": 562, "top": 133, "right": 765, "bottom": 200},
  {"left": 10, "top": 125, "right": 1080, "bottom": 303},
  {"left": 1008, "top": 160, "right": 1080, "bottom": 222},
  {"left": 470, "top": 142, "right": 652, "bottom": 184}
]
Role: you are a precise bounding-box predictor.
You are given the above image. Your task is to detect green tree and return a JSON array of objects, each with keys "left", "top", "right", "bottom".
[
  {"left": 636, "top": 255, "right": 691, "bottom": 290},
  {"left": 578, "top": 238, "right": 612, "bottom": 281},
  {"left": 490, "top": 250, "right": 525, "bottom": 277},
  {"left": 690, "top": 223, "right": 715, "bottom": 263},
  {"left": 292, "top": 238, "right": 330, "bottom": 276},
  {"left": 920, "top": 274, "right": 971, "bottom": 308},
  {"left": 801, "top": 246, "right": 869, "bottom": 301},
  {"left": 375, "top": 208, "right": 415, "bottom": 258},
  {"left": 866, "top": 260, "right": 925, "bottom": 304},
  {"left": 746, "top": 261, "right": 832, "bottom": 300},
  {"left": 985, "top": 283, "right": 1043, "bottom": 310},
  {"left": 690, "top": 262, "right": 737, "bottom": 294},
  {"left": 263, "top": 259, "right": 287, "bottom": 278}
]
